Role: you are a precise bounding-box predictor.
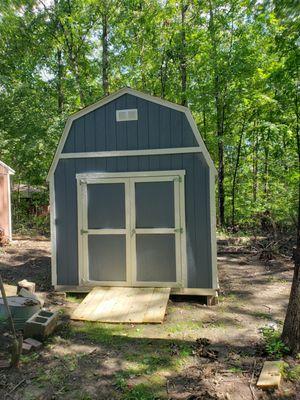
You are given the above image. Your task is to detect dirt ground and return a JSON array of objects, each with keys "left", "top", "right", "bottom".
[{"left": 0, "top": 235, "right": 299, "bottom": 399}]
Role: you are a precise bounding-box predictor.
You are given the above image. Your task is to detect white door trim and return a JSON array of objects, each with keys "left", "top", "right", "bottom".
[
  {"left": 77, "top": 170, "right": 185, "bottom": 180},
  {"left": 77, "top": 170, "right": 187, "bottom": 288}
]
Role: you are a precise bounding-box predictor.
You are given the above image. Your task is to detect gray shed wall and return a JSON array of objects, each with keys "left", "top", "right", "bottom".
[
  {"left": 62, "top": 94, "right": 198, "bottom": 153},
  {"left": 54, "top": 153, "right": 212, "bottom": 288}
]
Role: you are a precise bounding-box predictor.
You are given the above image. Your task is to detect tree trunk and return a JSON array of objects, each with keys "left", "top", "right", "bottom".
[
  {"left": 253, "top": 128, "right": 258, "bottom": 203},
  {"left": 231, "top": 121, "right": 245, "bottom": 227},
  {"left": 56, "top": 49, "right": 64, "bottom": 114},
  {"left": 281, "top": 84, "right": 300, "bottom": 356},
  {"left": 208, "top": 0, "right": 225, "bottom": 227},
  {"left": 102, "top": 10, "right": 109, "bottom": 96},
  {"left": 180, "top": 1, "right": 188, "bottom": 106}
]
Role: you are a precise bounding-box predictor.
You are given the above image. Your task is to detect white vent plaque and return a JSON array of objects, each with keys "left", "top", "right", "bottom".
[{"left": 116, "top": 109, "right": 138, "bottom": 122}]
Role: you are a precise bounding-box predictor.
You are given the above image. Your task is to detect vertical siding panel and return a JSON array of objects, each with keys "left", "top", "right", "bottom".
[
  {"left": 115, "top": 96, "right": 127, "bottom": 171},
  {"left": 62, "top": 124, "right": 75, "bottom": 153},
  {"left": 84, "top": 112, "right": 96, "bottom": 170},
  {"left": 148, "top": 102, "right": 160, "bottom": 170},
  {"left": 159, "top": 107, "right": 171, "bottom": 169},
  {"left": 94, "top": 107, "right": 106, "bottom": 171},
  {"left": 138, "top": 99, "right": 149, "bottom": 170},
  {"left": 126, "top": 95, "right": 138, "bottom": 170},
  {"left": 74, "top": 119, "right": 85, "bottom": 152},
  {"left": 182, "top": 115, "right": 197, "bottom": 147},
  {"left": 106, "top": 101, "right": 117, "bottom": 170},
  {"left": 95, "top": 107, "right": 106, "bottom": 151},
  {"left": 182, "top": 154, "right": 197, "bottom": 287},
  {"left": 55, "top": 161, "right": 67, "bottom": 284},
  {"left": 193, "top": 154, "right": 211, "bottom": 288},
  {"left": 171, "top": 111, "right": 183, "bottom": 170},
  {"left": 64, "top": 159, "right": 78, "bottom": 285}
]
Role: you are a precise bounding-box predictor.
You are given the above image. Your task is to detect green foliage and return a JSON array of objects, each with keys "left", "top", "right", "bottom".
[
  {"left": 0, "top": 0, "right": 299, "bottom": 231},
  {"left": 261, "top": 327, "right": 290, "bottom": 358},
  {"left": 282, "top": 364, "right": 300, "bottom": 382}
]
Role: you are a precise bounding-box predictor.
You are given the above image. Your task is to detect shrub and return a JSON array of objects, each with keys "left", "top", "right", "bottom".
[{"left": 261, "top": 327, "right": 289, "bottom": 358}]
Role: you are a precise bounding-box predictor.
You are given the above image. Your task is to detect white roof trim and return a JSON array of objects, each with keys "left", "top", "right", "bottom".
[
  {"left": 46, "top": 87, "right": 217, "bottom": 181},
  {"left": 0, "top": 160, "right": 15, "bottom": 174}
]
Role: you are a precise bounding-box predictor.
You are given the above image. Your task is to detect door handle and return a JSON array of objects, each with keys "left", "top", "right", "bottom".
[{"left": 131, "top": 229, "right": 136, "bottom": 237}]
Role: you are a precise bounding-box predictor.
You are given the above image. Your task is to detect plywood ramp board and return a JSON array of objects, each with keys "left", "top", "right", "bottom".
[{"left": 71, "top": 287, "right": 171, "bottom": 323}]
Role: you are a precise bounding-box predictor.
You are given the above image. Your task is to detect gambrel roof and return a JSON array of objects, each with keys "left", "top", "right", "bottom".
[{"left": 47, "top": 87, "right": 217, "bottom": 181}]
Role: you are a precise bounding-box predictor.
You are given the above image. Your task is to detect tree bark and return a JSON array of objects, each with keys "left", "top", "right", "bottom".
[
  {"left": 231, "top": 120, "right": 245, "bottom": 227},
  {"left": 281, "top": 84, "right": 300, "bottom": 356},
  {"left": 208, "top": 0, "right": 225, "bottom": 226},
  {"left": 101, "top": 9, "right": 109, "bottom": 96},
  {"left": 252, "top": 127, "right": 258, "bottom": 203},
  {"left": 180, "top": 1, "right": 188, "bottom": 106},
  {"left": 56, "top": 49, "right": 64, "bottom": 114}
]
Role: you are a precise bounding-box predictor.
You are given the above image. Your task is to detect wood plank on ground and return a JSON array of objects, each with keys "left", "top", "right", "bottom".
[
  {"left": 257, "top": 361, "right": 283, "bottom": 389},
  {"left": 71, "top": 287, "right": 170, "bottom": 323},
  {"left": 0, "top": 284, "right": 17, "bottom": 297}
]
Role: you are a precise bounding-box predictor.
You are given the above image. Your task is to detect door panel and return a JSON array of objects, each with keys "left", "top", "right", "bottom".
[
  {"left": 79, "top": 173, "right": 184, "bottom": 287},
  {"left": 88, "top": 235, "right": 126, "bottom": 281},
  {"left": 133, "top": 178, "right": 180, "bottom": 285},
  {"left": 135, "top": 181, "right": 174, "bottom": 228},
  {"left": 87, "top": 183, "right": 125, "bottom": 229},
  {"left": 136, "top": 234, "right": 176, "bottom": 282},
  {"left": 82, "top": 180, "right": 129, "bottom": 283}
]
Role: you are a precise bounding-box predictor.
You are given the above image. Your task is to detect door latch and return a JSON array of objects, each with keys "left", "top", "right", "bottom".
[
  {"left": 80, "top": 229, "right": 88, "bottom": 234},
  {"left": 131, "top": 228, "right": 136, "bottom": 237}
]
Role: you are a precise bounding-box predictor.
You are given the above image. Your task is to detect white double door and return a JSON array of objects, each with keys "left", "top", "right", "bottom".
[{"left": 78, "top": 172, "right": 186, "bottom": 287}]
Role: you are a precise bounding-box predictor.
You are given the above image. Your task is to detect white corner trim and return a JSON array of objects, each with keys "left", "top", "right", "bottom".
[
  {"left": 0, "top": 160, "right": 15, "bottom": 175},
  {"left": 209, "top": 169, "right": 218, "bottom": 289},
  {"left": 60, "top": 147, "right": 201, "bottom": 160},
  {"left": 7, "top": 175, "right": 13, "bottom": 240},
  {"left": 46, "top": 87, "right": 217, "bottom": 181},
  {"left": 49, "top": 177, "right": 57, "bottom": 286}
]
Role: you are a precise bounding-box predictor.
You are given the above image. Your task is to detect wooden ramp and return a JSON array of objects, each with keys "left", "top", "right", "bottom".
[{"left": 71, "top": 287, "right": 171, "bottom": 323}]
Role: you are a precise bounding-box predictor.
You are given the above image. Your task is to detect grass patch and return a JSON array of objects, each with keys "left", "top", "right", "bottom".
[
  {"left": 228, "top": 366, "right": 243, "bottom": 374},
  {"left": 72, "top": 322, "right": 128, "bottom": 345},
  {"left": 20, "top": 352, "right": 40, "bottom": 364},
  {"left": 250, "top": 311, "right": 273, "bottom": 320},
  {"left": 283, "top": 364, "right": 300, "bottom": 382},
  {"left": 165, "top": 321, "right": 202, "bottom": 334},
  {"left": 66, "top": 294, "right": 84, "bottom": 303},
  {"left": 121, "top": 383, "right": 160, "bottom": 400}
]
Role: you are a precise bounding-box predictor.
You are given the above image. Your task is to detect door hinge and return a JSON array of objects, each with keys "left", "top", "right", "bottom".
[
  {"left": 80, "top": 229, "right": 88, "bottom": 234},
  {"left": 174, "top": 228, "right": 183, "bottom": 233},
  {"left": 174, "top": 176, "right": 182, "bottom": 183}
]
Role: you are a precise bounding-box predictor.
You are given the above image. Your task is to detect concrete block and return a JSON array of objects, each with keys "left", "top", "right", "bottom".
[
  {"left": 24, "top": 338, "right": 42, "bottom": 349},
  {"left": 24, "top": 310, "right": 59, "bottom": 340},
  {"left": 17, "top": 280, "right": 36, "bottom": 294}
]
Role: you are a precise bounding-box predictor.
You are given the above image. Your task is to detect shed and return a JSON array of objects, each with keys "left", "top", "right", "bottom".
[
  {"left": 47, "top": 88, "right": 218, "bottom": 296},
  {"left": 0, "top": 160, "right": 15, "bottom": 241}
]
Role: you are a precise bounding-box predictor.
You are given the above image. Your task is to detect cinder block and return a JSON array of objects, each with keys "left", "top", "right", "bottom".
[
  {"left": 24, "top": 338, "right": 42, "bottom": 349},
  {"left": 24, "top": 310, "right": 59, "bottom": 339}
]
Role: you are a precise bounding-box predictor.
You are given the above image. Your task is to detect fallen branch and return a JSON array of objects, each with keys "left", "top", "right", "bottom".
[{"left": 5, "top": 378, "right": 26, "bottom": 398}]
